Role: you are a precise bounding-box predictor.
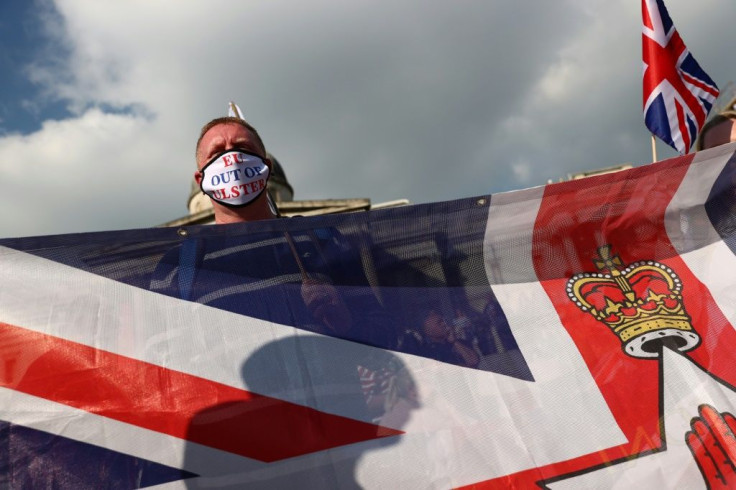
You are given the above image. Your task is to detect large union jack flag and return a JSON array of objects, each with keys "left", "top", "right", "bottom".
[
  {"left": 0, "top": 10, "right": 733, "bottom": 484},
  {"left": 642, "top": 0, "right": 719, "bottom": 154},
  {"left": 3, "top": 142, "right": 736, "bottom": 487}
]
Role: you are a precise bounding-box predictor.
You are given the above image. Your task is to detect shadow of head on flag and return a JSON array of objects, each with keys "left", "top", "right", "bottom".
[{"left": 182, "top": 336, "right": 417, "bottom": 489}]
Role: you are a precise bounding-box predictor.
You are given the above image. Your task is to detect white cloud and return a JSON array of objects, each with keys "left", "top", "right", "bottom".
[
  {"left": 0, "top": 109, "right": 186, "bottom": 237},
  {"left": 0, "top": 0, "right": 734, "bottom": 238},
  {"left": 511, "top": 159, "right": 532, "bottom": 184}
]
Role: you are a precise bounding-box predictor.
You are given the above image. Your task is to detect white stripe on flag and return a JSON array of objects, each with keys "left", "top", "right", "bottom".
[
  {"left": 666, "top": 143, "right": 736, "bottom": 326},
  {"left": 481, "top": 187, "right": 627, "bottom": 479},
  {"left": 549, "top": 348, "right": 736, "bottom": 489}
]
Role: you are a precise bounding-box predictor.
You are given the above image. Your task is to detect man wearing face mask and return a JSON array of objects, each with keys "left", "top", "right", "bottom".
[
  {"left": 150, "top": 117, "right": 398, "bottom": 350},
  {"left": 194, "top": 117, "right": 279, "bottom": 223},
  {"left": 174, "top": 119, "right": 408, "bottom": 489},
  {"left": 150, "top": 117, "right": 291, "bottom": 312}
]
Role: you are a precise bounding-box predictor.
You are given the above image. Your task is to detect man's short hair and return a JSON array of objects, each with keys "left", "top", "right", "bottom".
[
  {"left": 696, "top": 111, "right": 736, "bottom": 151},
  {"left": 195, "top": 116, "right": 267, "bottom": 162}
]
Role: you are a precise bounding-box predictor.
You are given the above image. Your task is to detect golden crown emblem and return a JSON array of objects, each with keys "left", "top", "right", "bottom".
[{"left": 567, "top": 245, "right": 700, "bottom": 358}]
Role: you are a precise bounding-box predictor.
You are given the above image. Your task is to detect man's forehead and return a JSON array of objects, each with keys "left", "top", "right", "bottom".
[
  {"left": 704, "top": 118, "right": 736, "bottom": 148},
  {"left": 202, "top": 123, "right": 253, "bottom": 144},
  {"left": 198, "top": 123, "right": 264, "bottom": 158}
]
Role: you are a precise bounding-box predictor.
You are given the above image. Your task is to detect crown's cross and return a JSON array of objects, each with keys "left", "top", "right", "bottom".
[{"left": 592, "top": 245, "right": 636, "bottom": 302}]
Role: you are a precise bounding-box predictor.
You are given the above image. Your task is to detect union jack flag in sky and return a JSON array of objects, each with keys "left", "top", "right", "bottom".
[{"left": 642, "top": 0, "right": 719, "bottom": 154}]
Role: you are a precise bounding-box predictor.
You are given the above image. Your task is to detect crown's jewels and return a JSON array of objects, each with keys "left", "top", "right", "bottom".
[{"left": 567, "top": 245, "right": 700, "bottom": 358}]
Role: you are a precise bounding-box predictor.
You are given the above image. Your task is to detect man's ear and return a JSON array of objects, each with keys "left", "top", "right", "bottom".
[{"left": 194, "top": 170, "right": 203, "bottom": 186}]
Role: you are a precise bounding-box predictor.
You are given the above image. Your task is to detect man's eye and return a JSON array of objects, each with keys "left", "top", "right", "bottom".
[{"left": 206, "top": 149, "right": 223, "bottom": 161}]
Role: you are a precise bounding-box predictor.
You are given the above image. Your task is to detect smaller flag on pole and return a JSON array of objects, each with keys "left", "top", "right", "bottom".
[
  {"left": 642, "top": 0, "right": 719, "bottom": 154},
  {"left": 228, "top": 101, "right": 244, "bottom": 119}
]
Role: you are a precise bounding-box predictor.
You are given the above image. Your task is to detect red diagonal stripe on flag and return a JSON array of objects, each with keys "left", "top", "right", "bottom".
[
  {"left": 681, "top": 72, "right": 720, "bottom": 98},
  {"left": 0, "top": 321, "right": 402, "bottom": 462},
  {"left": 674, "top": 99, "right": 690, "bottom": 150}
]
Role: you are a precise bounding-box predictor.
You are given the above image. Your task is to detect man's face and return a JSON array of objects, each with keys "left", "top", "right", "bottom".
[
  {"left": 702, "top": 118, "right": 736, "bottom": 150},
  {"left": 195, "top": 123, "right": 267, "bottom": 184}
]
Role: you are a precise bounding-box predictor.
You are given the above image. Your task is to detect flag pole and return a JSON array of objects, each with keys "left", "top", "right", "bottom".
[
  {"left": 228, "top": 101, "right": 243, "bottom": 119},
  {"left": 650, "top": 134, "right": 658, "bottom": 162},
  {"left": 226, "top": 100, "right": 310, "bottom": 281}
]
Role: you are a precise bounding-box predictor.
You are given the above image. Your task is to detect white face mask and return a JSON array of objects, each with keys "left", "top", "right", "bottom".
[{"left": 199, "top": 150, "right": 270, "bottom": 207}]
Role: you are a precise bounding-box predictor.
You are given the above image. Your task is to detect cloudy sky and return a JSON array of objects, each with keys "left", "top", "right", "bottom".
[{"left": 1, "top": 0, "right": 734, "bottom": 239}]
